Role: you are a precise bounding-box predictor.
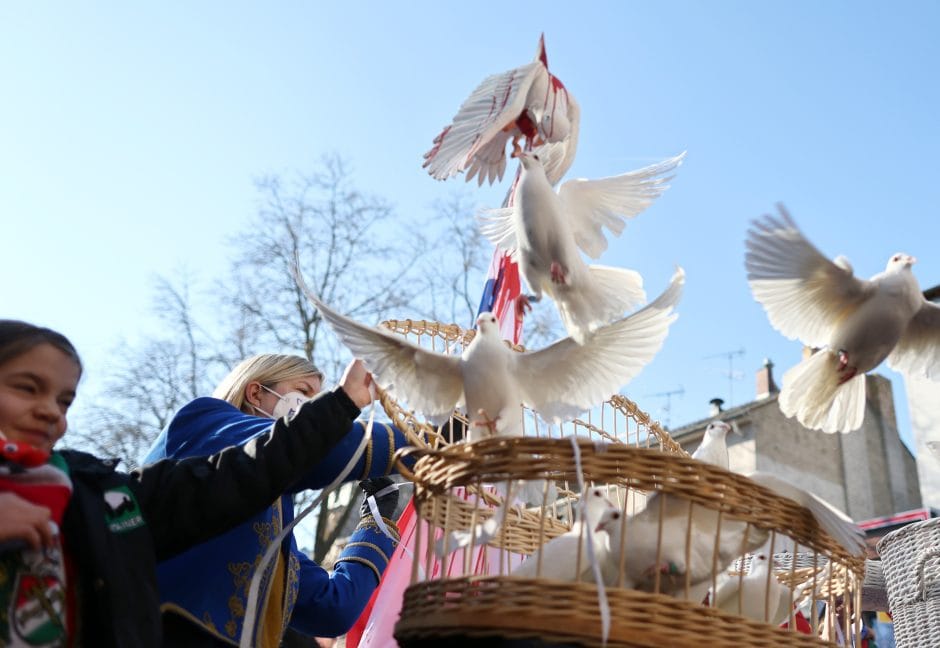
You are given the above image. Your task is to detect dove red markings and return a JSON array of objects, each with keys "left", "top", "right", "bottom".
[
  {"left": 422, "top": 126, "right": 450, "bottom": 164},
  {"left": 515, "top": 111, "right": 538, "bottom": 139},
  {"left": 498, "top": 71, "right": 516, "bottom": 112},
  {"left": 836, "top": 350, "right": 858, "bottom": 384},
  {"left": 545, "top": 77, "right": 566, "bottom": 139}
]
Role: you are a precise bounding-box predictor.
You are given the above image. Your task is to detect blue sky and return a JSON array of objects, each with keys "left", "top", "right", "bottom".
[{"left": 2, "top": 2, "right": 938, "bottom": 449}]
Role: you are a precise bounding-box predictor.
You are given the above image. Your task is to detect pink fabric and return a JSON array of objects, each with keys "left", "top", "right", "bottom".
[{"left": 348, "top": 489, "right": 525, "bottom": 648}]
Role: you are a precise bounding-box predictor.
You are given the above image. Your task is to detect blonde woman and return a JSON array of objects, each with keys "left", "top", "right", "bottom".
[{"left": 143, "top": 354, "right": 409, "bottom": 647}]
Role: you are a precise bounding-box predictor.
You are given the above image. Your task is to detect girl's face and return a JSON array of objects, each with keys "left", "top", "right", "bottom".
[{"left": 0, "top": 343, "right": 80, "bottom": 452}]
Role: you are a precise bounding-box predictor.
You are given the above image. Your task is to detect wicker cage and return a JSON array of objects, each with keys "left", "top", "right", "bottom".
[
  {"left": 394, "top": 439, "right": 866, "bottom": 647},
  {"left": 372, "top": 319, "right": 866, "bottom": 647},
  {"left": 876, "top": 517, "right": 940, "bottom": 647}
]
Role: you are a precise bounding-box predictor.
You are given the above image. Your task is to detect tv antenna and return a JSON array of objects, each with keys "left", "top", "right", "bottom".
[
  {"left": 703, "top": 347, "right": 746, "bottom": 407},
  {"left": 645, "top": 385, "right": 685, "bottom": 428}
]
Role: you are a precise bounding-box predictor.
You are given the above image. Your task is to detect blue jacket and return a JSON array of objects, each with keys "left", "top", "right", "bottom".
[{"left": 143, "top": 397, "right": 410, "bottom": 645}]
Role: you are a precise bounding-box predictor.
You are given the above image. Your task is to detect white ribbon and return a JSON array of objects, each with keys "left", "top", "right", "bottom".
[
  {"left": 365, "top": 481, "right": 410, "bottom": 541},
  {"left": 571, "top": 435, "right": 611, "bottom": 646}
]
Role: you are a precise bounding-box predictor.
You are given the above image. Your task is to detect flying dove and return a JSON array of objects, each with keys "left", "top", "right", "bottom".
[
  {"left": 295, "top": 267, "right": 684, "bottom": 443},
  {"left": 745, "top": 204, "right": 940, "bottom": 433},
  {"left": 480, "top": 150, "right": 685, "bottom": 343},
  {"left": 423, "top": 34, "right": 580, "bottom": 187}
]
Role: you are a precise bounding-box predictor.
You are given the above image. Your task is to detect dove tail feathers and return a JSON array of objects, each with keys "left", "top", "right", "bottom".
[
  {"left": 556, "top": 264, "right": 647, "bottom": 343},
  {"left": 588, "top": 265, "right": 646, "bottom": 312},
  {"left": 779, "top": 351, "right": 866, "bottom": 433}
]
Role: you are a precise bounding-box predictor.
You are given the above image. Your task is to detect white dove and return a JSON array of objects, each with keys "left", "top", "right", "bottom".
[
  {"left": 511, "top": 488, "right": 618, "bottom": 582},
  {"left": 295, "top": 267, "right": 684, "bottom": 443},
  {"left": 601, "top": 469, "right": 864, "bottom": 598},
  {"left": 480, "top": 150, "right": 685, "bottom": 343},
  {"left": 745, "top": 204, "right": 940, "bottom": 433},
  {"left": 691, "top": 420, "right": 736, "bottom": 468},
  {"left": 710, "top": 544, "right": 795, "bottom": 625},
  {"left": 599, "top": 421, "right": 740, "bottom": 594},
  {"left": 600, "top": 495, "right": 764, "bottom": 597},
  {"left": 423, "top": 34, "right": 580, "bottom": 187}
]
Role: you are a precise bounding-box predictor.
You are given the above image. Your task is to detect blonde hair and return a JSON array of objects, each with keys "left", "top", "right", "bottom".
[{"left": 213, "top": 354, "right": 324, "bottom": 412}]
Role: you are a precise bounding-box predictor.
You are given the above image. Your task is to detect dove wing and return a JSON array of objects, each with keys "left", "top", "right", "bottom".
[
  {"left": 745, "top": 205, "right": 874, "bottom": 348},
  {"left": 557, "top": 152, "right": 685, "bottom": 259},
  {"left": 887, "top": 300, "right": 940, "bottom": 380},
  {"left": 423, "top": 61, "right": 543, "bottom": 182},
  {"left": 712, "top": 570, "right": 751, "bottom": 614},
  {"left": 463, "top": 134, "right": 511, "bottom": 187},
  {"left": 745, "top": 471, "right": 866, "bottom": 556},
  {"left": 513, "top": 268, "right": 684, "bottom": 422},
  {"left": 477, "top": 207, "right": 518, "bottom": 253},
  {"left": 294, "top": 277, "right": 464, "bottom": 424}
]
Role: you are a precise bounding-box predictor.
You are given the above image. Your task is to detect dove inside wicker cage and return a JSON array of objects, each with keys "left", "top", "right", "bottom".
[{"left": 391, "top": 441, "right": 867, "bottom": 648}]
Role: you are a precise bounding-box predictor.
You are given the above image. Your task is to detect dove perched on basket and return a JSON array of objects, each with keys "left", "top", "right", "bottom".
[
  {"left": 423, "top": 34, "right": 580, "bottom": 187},
  {"left": 293, "top": 266, "right": 684, "bottom": 443},
  {"left": 745, "top": 204, "right": 940, "bottom": 433},
  {"left": 690, "top": 420, "right": 736, "bottom": 469},
  {"left": 479, "top": 149, "right": 685, "bottom": 343}
]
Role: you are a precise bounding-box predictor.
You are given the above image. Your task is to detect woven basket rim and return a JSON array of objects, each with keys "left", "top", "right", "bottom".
[
  {"left": 394, "top": 576, "right": 841, "bottom": 648},
  {"left": 876, "top": 516, "right": 940, "bottom": 555}
]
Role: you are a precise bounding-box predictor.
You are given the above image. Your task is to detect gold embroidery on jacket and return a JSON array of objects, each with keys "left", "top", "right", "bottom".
[
  {"left": 344, "top": 541, "right": 391, "bottom": 564},
  {"left": 221, "top": 501, "right": 284, "bottom": 639},
  {"left": 360, "top": 435, "right": 373, "bottom": 480},
  {"left": 383, "top": 424, "right": 395, "bottom": 475},
  {"left": 335, "top": 556, "right": 382, "bottom": 582}
]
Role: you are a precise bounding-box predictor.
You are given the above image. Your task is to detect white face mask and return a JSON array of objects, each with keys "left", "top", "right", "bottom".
[{"left": 254, "top": 385, "right": 310, "bottom": 420}]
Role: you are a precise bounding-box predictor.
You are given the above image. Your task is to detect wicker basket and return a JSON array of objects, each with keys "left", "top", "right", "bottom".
[
  {"left": 394, "top": 438, "right": 866, "bottom": 647},
  {"left": 876, "top": 517, "right": 940, "bottom": 647}
]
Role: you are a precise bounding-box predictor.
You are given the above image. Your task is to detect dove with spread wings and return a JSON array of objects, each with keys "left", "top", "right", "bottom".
[
  {"left": 480, "top": 149, "right": 685, "bottom": 343},
  {"left": 423, "top": 33, "right": 579, "bottom": 187},
  {"left": 746, "top": 204, "right": 940, "bottom": 433},
  {"left": 295, "top": 268, "right": 684, "bottom": 443}
]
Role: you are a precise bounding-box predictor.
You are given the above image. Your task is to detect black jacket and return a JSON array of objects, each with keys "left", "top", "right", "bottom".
[{"left": 59, "top": 388, "right": 359, "bottom": 647}]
